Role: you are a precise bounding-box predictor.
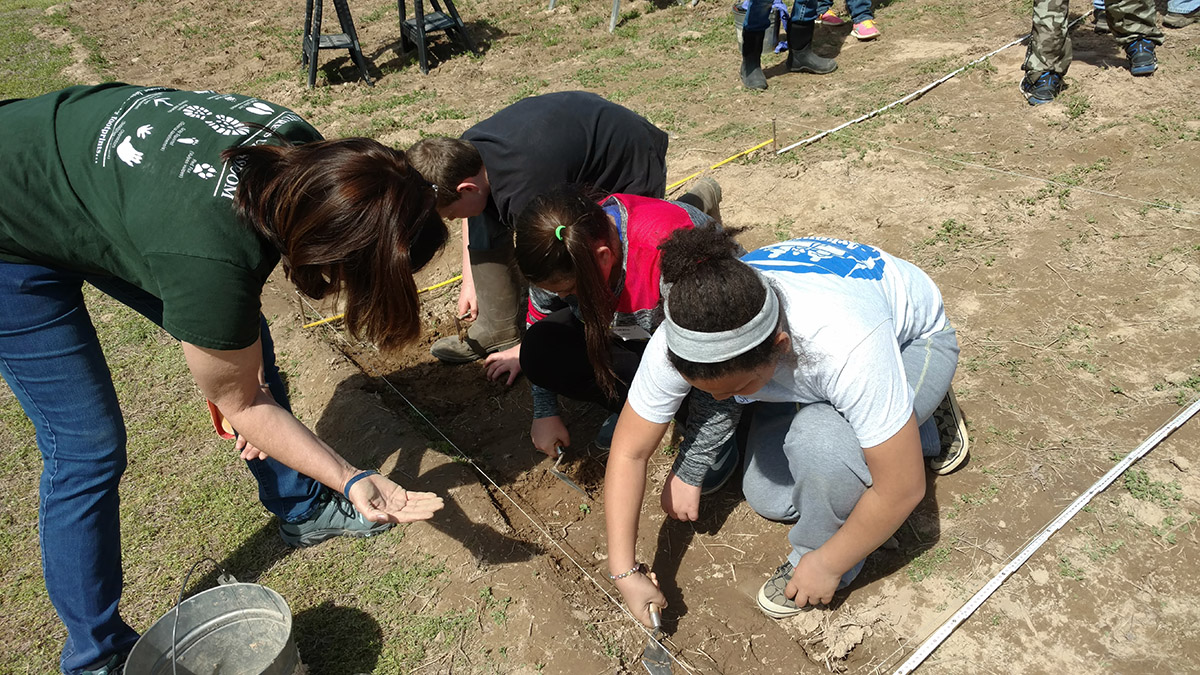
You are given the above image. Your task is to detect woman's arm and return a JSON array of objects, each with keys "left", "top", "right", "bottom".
[
  {"left": 182, "top": 339, "right": 444, "bottom": 523},
  {"left": 787, "top": 414, "right": 926, "bottom": 606},
  {"left": 605, "top": 401, "right": 671, "bottom": 626}
]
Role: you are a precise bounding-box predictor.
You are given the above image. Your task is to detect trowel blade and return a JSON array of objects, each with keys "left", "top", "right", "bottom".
[
  {"left": 640, "top": 604, "right": 673, "bottom": 674},
  {"left": 550, "top": 448, "right": 591, "bottom": 499}
]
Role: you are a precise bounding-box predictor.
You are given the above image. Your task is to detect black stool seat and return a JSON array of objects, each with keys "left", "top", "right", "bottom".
[
  {"left": 397, "top": 0, "right": 476, "bottom": 74},
  {"left": 303, "top": 0, "right": 374, "bottom": 87}
]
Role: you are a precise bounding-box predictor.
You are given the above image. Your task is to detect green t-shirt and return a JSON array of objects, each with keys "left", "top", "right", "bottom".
[{"left": 0, "top": 83, "right": 323, "bottom": 349}]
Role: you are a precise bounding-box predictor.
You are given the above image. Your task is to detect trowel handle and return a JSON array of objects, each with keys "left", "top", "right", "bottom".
[{"left": 648, "top": 603, "right": 663, "bottom": 631}]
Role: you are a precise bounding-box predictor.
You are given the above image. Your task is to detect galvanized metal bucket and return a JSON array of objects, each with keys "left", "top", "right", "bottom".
[
  {"left": 125, "top": 581, "right": 300, "bottom": 675},
  {"left": 731, "top": 2, "right": 781, "bottom": 54}
]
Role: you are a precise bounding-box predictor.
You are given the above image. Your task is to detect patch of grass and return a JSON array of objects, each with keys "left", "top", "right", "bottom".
[
  {"left": 1064, "top": 94, "right": 1091, "bottom": 120},
  {"left": 1068, "top": 360, "right": 1100, "bottom": 374},
  {"left": 1123, "top": 469, "right": 1182, "bottom": 508},
  {"left": 0, "top": 1, "right": 76, "bottom": 98},
  {"left": 959, "top": 483, "right": 999, "bottom": 506},
  {"left": 344, "top": 90, "right": 436, "bottom": 115},
  {"left": 906, "top": 546, "right": 951, "bottom": 582},
  {"left": 1057, "top": 555, "right": 1084, "bottom": 580},
  {"left": 585, "top": 622, "right": 623, "bottom": 658}
]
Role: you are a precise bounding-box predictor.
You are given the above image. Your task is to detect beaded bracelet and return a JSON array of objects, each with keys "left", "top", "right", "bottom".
[
  {"left": 609, "top": 563, "right": 646, "bottom": 581},
  {"left": 343, "top": 469, "right": 378, "bottom": 499}
]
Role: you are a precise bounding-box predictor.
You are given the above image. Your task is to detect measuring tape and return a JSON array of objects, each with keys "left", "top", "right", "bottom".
[{"left": 893, "top": 396, "right": 1200, "bottom": 674}]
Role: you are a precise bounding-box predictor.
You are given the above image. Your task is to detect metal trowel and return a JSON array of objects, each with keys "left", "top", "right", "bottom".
[
  {"left": 640, "top": 604, "right": 673, "bottom": 674},
  {"left": 549, "top": 447, "right": 590, "bottom": 499}
]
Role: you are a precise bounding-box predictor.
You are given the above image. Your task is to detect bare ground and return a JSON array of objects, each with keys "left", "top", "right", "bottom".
[{"left": 6, "top": 0, "right": 1200, "bottom": 671}]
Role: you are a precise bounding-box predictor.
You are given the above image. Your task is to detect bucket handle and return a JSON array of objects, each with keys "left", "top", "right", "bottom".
[{"left": 171, "top": 558, "right": 238, "bottom": 675}]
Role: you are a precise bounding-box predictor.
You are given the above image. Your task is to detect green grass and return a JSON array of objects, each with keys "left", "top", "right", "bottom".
[
  {"left": 906, "top": 546, "right": 951, "bottom": 582},
  {"left": 0, "top": 0, "right": 75, "bottom": 98},
  {"left": 1123, "top": 469, "right": 1183, "bottom": 509}
]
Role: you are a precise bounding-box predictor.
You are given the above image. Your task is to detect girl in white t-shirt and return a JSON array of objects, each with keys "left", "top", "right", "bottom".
[{"left": 605, "top": 227, "right": 967, "bottom": 626}]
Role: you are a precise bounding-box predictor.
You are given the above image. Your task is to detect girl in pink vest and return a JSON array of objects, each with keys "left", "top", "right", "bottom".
[{"left": 511, "top": 186, "right": 740, "bottom": 520}]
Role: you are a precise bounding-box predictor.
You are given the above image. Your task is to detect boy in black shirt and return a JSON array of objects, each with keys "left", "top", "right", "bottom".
[{"left": 410, "top": 92, "right": 719, "bottom": 371}]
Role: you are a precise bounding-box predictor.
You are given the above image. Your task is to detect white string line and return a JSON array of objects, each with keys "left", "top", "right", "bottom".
[
  {"left": 889, "top": 397, "right": 1200, "bottom": 674},
  {"left": 774, "top": 16, "right": 1086, "bottom": 155},
  {"left": 294, "top": 294, "right": 698, "bottom": 674},
  {"left": 771, "top": 114, "right": 1200, "bottom": 218}
]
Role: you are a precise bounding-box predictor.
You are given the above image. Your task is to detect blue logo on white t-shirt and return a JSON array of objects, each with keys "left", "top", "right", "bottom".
[{"left": 741, "top": 237, "right": 886, "bottom": 280}]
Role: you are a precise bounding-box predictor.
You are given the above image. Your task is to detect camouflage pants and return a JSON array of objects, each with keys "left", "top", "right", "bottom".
[{"left": 1024, "top": 0, "right": 1164, "bottom": 75}]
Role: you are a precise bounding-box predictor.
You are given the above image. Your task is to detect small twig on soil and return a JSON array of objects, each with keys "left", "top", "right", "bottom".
[
  {"left": 704, "top": 542, "right": 748, "bottom": 555},
  {"left": 906, "top": 520, "right": 925, "bottom": 546},
  {"left": 730, "top": 562, "right": 737, "bottom": 582},
  {"left": 691, "top": 647, "right": 719, "bottom": 665},
  {"left": 692, "top": 528, "right": 716, "bottom": 561},
  {"left": 953, "top": 537, "right": 1002, "bottom": 561},
  {"left": 1045, "top": 262, "right": 1076, "bottom": 294},
  {"left": 1008, "top": 335, "right": 1063, "bottom": 351}
]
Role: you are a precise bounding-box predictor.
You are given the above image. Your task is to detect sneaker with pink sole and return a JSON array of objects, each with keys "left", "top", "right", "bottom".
[
  {"left": 816, "top": 9, "right": 845, "bottom": 25},
  {"left": 851, "top": 19, "right": 880, "bottom": 40}
]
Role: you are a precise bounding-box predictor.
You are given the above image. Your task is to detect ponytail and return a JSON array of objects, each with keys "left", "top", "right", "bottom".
[{"left": 515, "top": 186, "right": 621, "bottom": 398}]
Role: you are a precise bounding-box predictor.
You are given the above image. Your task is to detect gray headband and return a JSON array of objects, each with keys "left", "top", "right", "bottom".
[{"left": 661, "top": 271, "right": 779, "bottom": 364}]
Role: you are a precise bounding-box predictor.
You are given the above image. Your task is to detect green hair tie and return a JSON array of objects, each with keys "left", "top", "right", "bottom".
[{"left": 555, "top": 225, "right": 566, "bottom": 241}]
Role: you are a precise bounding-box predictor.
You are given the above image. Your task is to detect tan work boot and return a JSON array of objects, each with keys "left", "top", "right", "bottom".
[
  {"left": 677, "top": 176, "right": 723, "bottom": 223},
  {"left": 431, "top": 241, "right": 523, "bottom": 363}
]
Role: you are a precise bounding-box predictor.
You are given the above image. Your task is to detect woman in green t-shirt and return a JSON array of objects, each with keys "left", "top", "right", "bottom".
[{"left": 0, "top": 84, "right": 448, "bottom": 675}]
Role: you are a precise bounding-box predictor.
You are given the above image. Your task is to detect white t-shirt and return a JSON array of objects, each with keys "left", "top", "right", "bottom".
[{"left": 628, "top": 237, "right": 947, "bottom": 449}]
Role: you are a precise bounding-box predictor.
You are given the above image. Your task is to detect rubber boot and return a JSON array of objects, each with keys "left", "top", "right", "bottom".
[
  {"left": 677, "top": 176, "right": 723, "bottom": 223},
  {"left": 430, "top": 239, "right": 523, "bottom": 363},
  {"left": 786, "top": 21, "right": 837, "bottom": 74},
  {"left": 740, "top": 30, "right": 768, "bottom": 90}
]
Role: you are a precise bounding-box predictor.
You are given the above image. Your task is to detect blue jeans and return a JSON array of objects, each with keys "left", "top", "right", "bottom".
[
  {"left": 744, "top": 0, "right": 820, "bottom": 29},
  {"left": 815, "top": 0, "right": 875, "bottom": 23},
  {"left": 0, "top": 261, "right": 324, "bottom": 674},
  {"left": 1169, "top": 0, "right": 1199, "bottom": 13}
]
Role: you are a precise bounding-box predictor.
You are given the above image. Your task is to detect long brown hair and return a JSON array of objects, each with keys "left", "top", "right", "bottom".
[
  {"left": 515, "top": 186, "right": 620, "bottom": 398},
  {"left": 223, "top": 138, "right": 447, "bottom": 350}
]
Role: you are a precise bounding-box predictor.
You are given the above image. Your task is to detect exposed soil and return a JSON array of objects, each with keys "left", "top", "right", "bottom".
[{"left": 17, "top": 0, "right": 1200, "bottom": 671}]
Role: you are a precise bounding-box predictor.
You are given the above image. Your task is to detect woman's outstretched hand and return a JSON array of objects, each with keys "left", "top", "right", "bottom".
[
  {"left": 345, "top": 473, "right": 445, "bottom": 524},
  {"left": 614, "top": 568, "right": 668, "bottom": 628}
]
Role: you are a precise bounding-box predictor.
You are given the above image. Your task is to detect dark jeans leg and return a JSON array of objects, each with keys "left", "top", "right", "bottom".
[
  {"left": 86, "top": 275, "right": 325, "bottom": 522},
  {"left": 519, "top": 308, "right": 645, "bottom": 412},
  {"left": 0, "top": 263, "right": 139, "bottom": 674}
]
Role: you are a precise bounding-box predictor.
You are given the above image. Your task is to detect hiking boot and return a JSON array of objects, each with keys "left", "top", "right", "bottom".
[
  {"left": 700, "top": 435, "right": 739, "bottom": 495},
  {"left": 927, "top": 389, "right": 969, "bottom": 475},
  {"left": 1020, "top": 70, "right": 1064, "bottom": 105},
  {"left": 82, "top": 654, "right": 125, "bottom": 675},
  {"left": 756, "top": 561, "right": 814, "bottom": 618},
  {"left": 1164, "top": 9, "right": 1199, "bottom": 27},
  {"left": 786, "top": 21, "right": 838, "bottom": 74},
  {"left": 740, "top": 30, "right": 768, "bottom": 90},
  {"left": 1093, "top": 8, "right": 1110, "bottom": 34},
  {"left": 1126, "top": 38, "right": 1158, "bottom": 76},
  {"left": 816, "top": 8, "right": 845, "bottom": 25},
  {"left": 279, "top": 492, "right": 395, "bottom": 548},
  {"left": 851, "top": 19, "right": 881, "bottom": 40},
  {"left": 677, "top": 176, "right": 723, "bottom": 221},
  {"left": 431, "top": 242, "right": 523, "bottom": 364},
  {"left": 594, "top": 413, "right": 619, "bottom": 450}
]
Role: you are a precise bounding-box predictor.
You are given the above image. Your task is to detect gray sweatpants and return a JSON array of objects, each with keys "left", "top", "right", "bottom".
[{"left": 741, "top": 324, "right": 959, "bottom": 586}]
